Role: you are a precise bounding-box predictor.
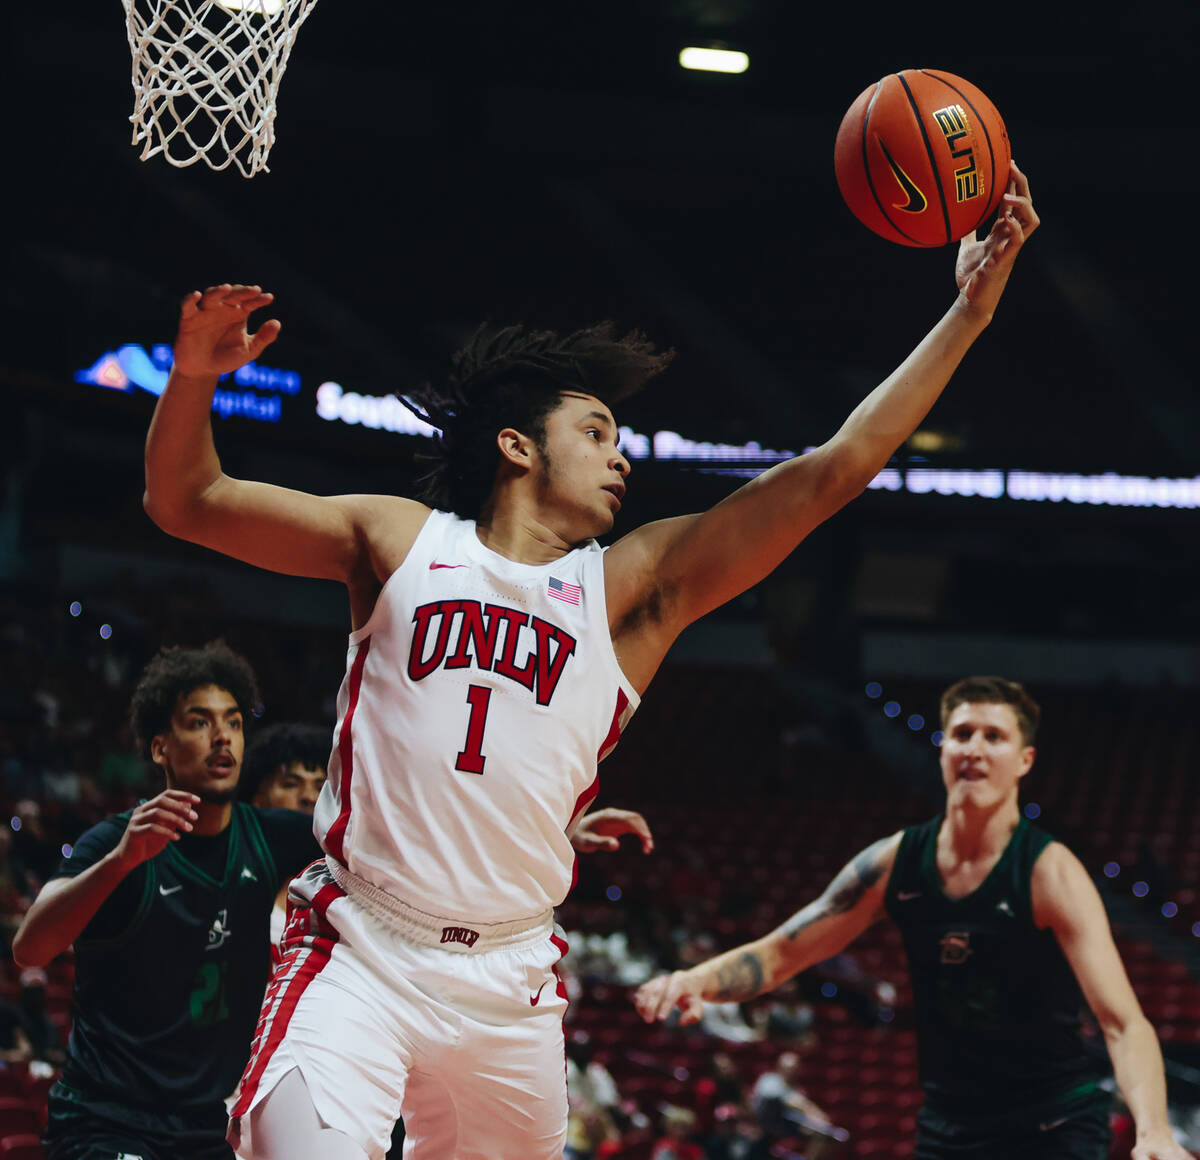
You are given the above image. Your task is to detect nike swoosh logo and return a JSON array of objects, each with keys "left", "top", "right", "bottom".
[
  {"left": 897, "top": 891, "right": 921, "bottom": 901},
  {"left": 529, "top": 982, "right": 548, "bottom": 1007},
  {"left": 877, "top": 138, "right": 928, "bottom": 214},
  {"left": 1039, "top": 1117, "right": 1068, "bottom": 1132},
  {"left": 159, "top": 885, "right": 183, "bottom": 896},
  {"left": 429, "top": 562, "right": 468, "bottom": 570}
]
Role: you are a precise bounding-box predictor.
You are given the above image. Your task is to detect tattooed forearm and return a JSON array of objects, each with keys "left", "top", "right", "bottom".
[
  {"left": 784, "top": 836, "right": 891, "bottom": 942},
  {"left": 713, "top": 951, "right": 765, "bottom": 1001}
]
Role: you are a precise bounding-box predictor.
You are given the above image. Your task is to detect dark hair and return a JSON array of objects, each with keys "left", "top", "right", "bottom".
[
  {"left": 401, "top": 321, "right": 674, "bottom": 518},
  {"left": 239, "top": 722, "right": 332, "bottom": 802},
  {"left": 130, "top": 641, "right": 260, "bottom": 759},
  {"left": 939, "top": 676, "right": 1041, "bottom": 746}
]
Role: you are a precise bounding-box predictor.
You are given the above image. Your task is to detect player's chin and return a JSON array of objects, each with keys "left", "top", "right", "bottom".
[{"left": 195, "top": 783, "right": 240, "bottom": 805}]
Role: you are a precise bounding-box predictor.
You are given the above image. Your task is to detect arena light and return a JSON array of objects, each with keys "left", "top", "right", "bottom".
[{"left": 679, "top": 46, "right": 749, "bottom": 74}]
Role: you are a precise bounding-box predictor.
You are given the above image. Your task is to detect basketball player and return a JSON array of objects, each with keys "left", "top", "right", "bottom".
[
  {"left": 13, "top": 642, "right": 321, "bottom": 1160},
  {"left": 239, "top": 721, "right": 652, "bottom": 960},
  {"left": 636, "top": 677, "right": 1189, "bottom": 1160},
  {"left": 142, "top": 165, "right": 1037, "bottom": 1160},
  {"left": 241, "top": 721, "right": 330, "bottom": 958}
]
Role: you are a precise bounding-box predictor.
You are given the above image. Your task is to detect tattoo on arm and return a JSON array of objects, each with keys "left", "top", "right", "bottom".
[
  {"left": 713, "top": 951, "right": 765, "bottom": 1001},
  {"left": 783, "top": 837, "right": 890, "bottom": 942}
]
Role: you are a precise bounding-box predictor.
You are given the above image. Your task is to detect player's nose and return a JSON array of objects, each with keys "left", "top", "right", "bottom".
[{"left": 611, "top": 449, "right": 630, "bottom": 477}]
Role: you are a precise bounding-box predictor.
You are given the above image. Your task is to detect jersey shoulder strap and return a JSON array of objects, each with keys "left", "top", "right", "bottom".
[{"left": 884, "top": 815, "right": 940, "bottom": 913}]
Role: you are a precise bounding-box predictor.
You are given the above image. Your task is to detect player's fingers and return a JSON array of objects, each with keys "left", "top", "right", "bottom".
[
  {"left": 1009, "top": 159, "right": 1030, "bottom": 201},
  {"left": 136, "top": 804, "right": 194, "bottom": 830},
  {"left": 144, "top": 792, "right": 200, "bottom": 818},
  {"left": 248, "top": 319, "right": 282, "bottom": 360},
  {"left": 677, "top": 994, "right": 705, "bottom": 1026},
  {"left": 139, "top": 823, "right": 183, "bottom": 842},
  {"left": 655, "top": 974, "right": 687, "bottom": 1023},
  {"left": 180, "top": 289, "right": 203, "bottom": 316},
  {"left": 159, "top": 789, "right": 202, "bottom": 805},
  {"left": 224, "top": 284, "right": 269, "bottom": 302},
  {"left": 622, "top": 811, "right": 652, "bottom": 843},
  {"left": 138, "top": 806, "right": 192, "bottom": 834},
  {"left": 199, "top": 283, "right": 234, "bottom": 305},
  {"left": 634, "top": 978, "right": 663, "bottom": 1021}
]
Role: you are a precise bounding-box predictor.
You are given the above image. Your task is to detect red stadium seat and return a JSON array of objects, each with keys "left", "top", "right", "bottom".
[
  {"left": 0, "top": 1135, "right": 45, "bottom": 1159},
  {"left": 0, "top": 1105, "right": 37, "bottom": 1139}
]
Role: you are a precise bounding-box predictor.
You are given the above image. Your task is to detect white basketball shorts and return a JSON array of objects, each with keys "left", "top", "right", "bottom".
[{"left": 229, "top": 859, "right": 571, "bottom": 1160}]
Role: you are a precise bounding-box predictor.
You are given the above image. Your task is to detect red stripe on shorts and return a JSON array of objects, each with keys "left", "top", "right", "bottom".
[
  {"left": 323, "top": 638, "right": 372, "bottom": 863},
  {"left": 230, "top": 878, "right": 345, "bottom": 1118},
  {"left": 550, "top": 933, "right": 570, "bottom": 1002}
]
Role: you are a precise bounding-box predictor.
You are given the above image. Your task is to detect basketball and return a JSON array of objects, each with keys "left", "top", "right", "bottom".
[{"left": 834, "top": 69, "right": 1011, "bottom": 247}]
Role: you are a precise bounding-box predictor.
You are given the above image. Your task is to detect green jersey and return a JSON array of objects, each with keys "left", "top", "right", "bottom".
[
  {"left": 47, "top": 804, "right": 319, "bottom": 1145},
  {"left": 885, "top": 815, "right": 1109, "bottom": 1128}
]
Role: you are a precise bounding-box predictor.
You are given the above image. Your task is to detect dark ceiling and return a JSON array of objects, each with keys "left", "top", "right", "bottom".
[{"left": 7, "top": 0, "right": 1200, "bottom": 477}]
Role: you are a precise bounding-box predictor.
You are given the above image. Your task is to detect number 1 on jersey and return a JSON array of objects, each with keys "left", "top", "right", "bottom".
[{"left": 455, "top": 684, "right": 492, "bottom": 775}]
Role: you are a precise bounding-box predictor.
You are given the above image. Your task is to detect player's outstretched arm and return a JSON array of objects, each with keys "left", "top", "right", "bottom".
[
  {"left": 607, "top": 166, "right": 1037, "bottom": 666},
  {"left": 1034, "top": 843, "right": 1191, "bottom": 1160},
  {"left": 143, "top": 284, "right": 429, "bottom": 596},
  {"left": 12, "top": 791, "right": 200, "bottom": 968},
  {"left": 634, "top": 833, "right": 898, "bottom": 1024}
]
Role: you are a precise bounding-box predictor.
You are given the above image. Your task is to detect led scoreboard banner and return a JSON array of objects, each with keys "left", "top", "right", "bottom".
[{"left": 74, "top": 342, "right": 1200, "bottom": 512}]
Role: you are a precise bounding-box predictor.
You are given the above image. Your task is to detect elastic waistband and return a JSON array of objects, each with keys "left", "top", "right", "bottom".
[{"left": 326, "top": 858, "right": 554, "bottom": 953}]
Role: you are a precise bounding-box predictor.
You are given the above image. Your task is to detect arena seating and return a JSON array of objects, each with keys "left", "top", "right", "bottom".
[{"left": 5, "top": 588, "right": 1200, "bottom": 1155}]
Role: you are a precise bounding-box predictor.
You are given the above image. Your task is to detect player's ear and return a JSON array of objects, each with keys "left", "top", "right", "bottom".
[
  {"left": 149, "top": 733, "right": 170, "bottom": 769},
  {"left": 1017, "top": 745, "right": 1035, "bottom": 778},
  {"left": 496, "top": 427, "right": 535, "bottom": 470}
]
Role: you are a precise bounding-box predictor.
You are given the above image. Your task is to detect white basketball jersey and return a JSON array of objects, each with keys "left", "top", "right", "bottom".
[{"left": 313, "top": 510, "right": 640, "bottom": 924}]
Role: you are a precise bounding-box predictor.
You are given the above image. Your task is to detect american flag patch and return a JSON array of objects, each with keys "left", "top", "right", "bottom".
[{"left": 547, "top": 576, "right": 582, "bottom": 605}]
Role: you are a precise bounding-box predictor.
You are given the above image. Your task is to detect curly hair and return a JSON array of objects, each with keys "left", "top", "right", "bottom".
[
  {"left": 939, "top": 675, "right": 1041, "bottom": 746},
  {"left": 239, "top": 721, "right": 332, "bottom": 803},
  {"left": 400, "top": 321, "right": 674, "bottom": 518},
  {"left": 130, "top": 641, "right": 260, "bottom": 759}
]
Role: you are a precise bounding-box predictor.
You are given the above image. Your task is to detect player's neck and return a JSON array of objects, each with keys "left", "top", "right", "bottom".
[
  {"left": 192, "top": 801, "right": 234, "bottom": 836},
  {"left": 942, "top": 797, "right": 1020, "bottom": 863},
  {"left": 475, "top": 493, "right": 576, "bottom": 566}
]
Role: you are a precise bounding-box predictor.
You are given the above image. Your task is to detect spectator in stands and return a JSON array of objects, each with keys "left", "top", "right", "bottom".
[
  {"left": 11, "top": 799, "right": 59, "bottom": 897},
  {"left": 808, "top": 952, "right": 897, "bottom": 1026},
  {"left": 698, "top": 999, "right": 762, "bottom": 1044},
  {"left": 748, "top": 976, "right": 815, "bottom": 1045},
  {"left": 638, "top": 676, "right": 1191, "bottom": 1160},
  {"left": 672, "top": 904, "right": 719, "bottom": 970},
  {"left": 0, "top": 828, "right": 30, "bottom": 927},
  {"left": 565, "top": 1031, "right": 623, "bottom": 1160},
  {"left": 9, "top": 966, "right": 66, "bottom": 1067},
  {"left": 12, "top": 640, "right": 321, "bottom": 1160},
  {"left": 652, "top": 1105, "right": 704, "bottom": 1160},
  {"left": 703, "top": 1103, "right": 770, "bottom": 1160},
  {"left": 692, "top": 1052, "right": 750, "bottom": 1135},
  {"left": 750, "top": 1050, "right": 839, "bottom": 1160}
]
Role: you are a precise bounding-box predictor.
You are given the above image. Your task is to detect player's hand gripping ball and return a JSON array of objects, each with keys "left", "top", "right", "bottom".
[{"left": 834, "top": 68, "right": 1011, "bottom": 246}]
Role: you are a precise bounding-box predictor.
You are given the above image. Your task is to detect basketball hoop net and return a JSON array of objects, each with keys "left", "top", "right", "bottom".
[{"left": 122, "top": 0, "right": 319, "bottom": 178}]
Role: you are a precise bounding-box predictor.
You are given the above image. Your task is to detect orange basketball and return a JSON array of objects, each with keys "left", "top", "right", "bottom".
[{"left": 834, "top": 69, "right": 1011, "bottom": 247}]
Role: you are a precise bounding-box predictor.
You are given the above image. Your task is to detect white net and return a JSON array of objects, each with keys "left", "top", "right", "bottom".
[{"left": 122, "top": 0, "right": 319, "bottom": 179}]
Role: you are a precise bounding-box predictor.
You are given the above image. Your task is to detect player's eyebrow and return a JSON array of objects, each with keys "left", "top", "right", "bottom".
[
  {"left": 581, "top": 410, "right": 614, "bottom": 430},
  {"left": 183, "top": 704, "right": 242, "bottom": 718}
]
